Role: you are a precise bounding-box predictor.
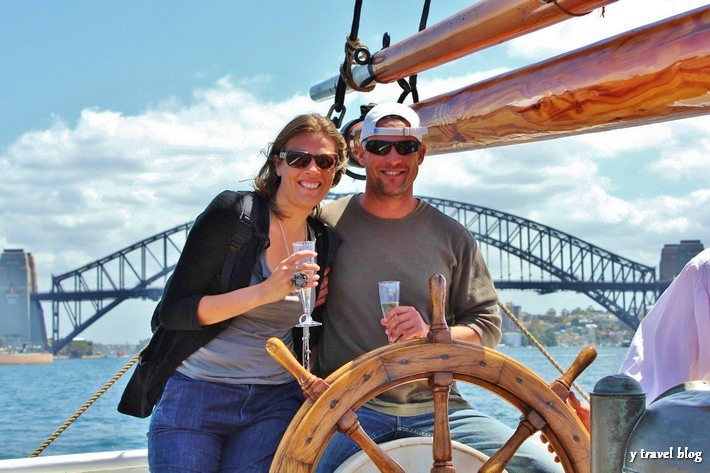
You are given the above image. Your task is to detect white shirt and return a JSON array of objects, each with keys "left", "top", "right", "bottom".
[{"left": 619, "top": 248, "right": 710, "bottom": 404}]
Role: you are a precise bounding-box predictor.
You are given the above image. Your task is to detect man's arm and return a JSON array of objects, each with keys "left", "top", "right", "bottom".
[
  {"left": 451, "top": 323, "right": 483, "bottom": 344},
  {"left": 449, "top": 235, "right": 501, "bottom": 347},
  {"left": 381, "top": 230, "right": 500, "bottom": 344}
]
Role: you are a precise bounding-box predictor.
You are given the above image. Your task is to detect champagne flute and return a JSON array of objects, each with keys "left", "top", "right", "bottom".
[
  {"left": 292, "top": 240, "right": 319, "bottom": 372},
  {"left": 378, "top": 281, "right": 399, "bottom": 342},
  {"left": 292, "top": 241, "right": 321, "bottom": 328}
]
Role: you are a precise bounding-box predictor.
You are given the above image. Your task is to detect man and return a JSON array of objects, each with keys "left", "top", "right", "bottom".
[{"left": 314, "top": 103, "right": 562, "bottom": 472}]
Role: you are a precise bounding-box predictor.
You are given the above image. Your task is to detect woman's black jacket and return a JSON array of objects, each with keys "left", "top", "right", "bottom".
[{"left": 117, "top": 190, "right": 338, "bottom": 418}]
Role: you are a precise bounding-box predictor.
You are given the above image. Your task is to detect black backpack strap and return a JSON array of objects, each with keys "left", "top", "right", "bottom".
[{"left": 220, "top": 191, "right": 262, "bottom": 293}]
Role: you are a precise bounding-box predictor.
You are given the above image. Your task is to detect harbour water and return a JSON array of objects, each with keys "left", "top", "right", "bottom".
[{"left": 0, "top": 345, "right": 628, "bottom": 460}]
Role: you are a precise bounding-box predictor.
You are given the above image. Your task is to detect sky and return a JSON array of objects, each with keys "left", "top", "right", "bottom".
[{"left": 1, "top": 0, "right": 708, "bottom": 345}]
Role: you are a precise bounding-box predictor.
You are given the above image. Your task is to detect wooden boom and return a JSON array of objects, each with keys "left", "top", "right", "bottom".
[
  {"left": 415, "top": 5, "right": 710, "bottom": 155},
  {"left": 310, "top": 0, "right": 619, "bottom": 101}
]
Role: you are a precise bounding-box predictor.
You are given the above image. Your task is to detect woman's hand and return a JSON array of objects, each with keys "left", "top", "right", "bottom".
[
  {"left": 197, "top": 250, "right": 319, "bottom": 326},
  {"left": 263, "top": 250, "right": 320, "bottom": 303},
  {"left": 539, "top": 391, "right": 590, "bottom": 463},
  {"left": 567, "top": 391, "right": 590, "bottom": 432}
]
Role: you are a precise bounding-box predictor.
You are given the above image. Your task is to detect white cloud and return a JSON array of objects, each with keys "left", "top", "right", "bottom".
[
  {"left": 0, "top": 77, "right": 315, "bottom": 280},
  {"left": 508, "top": 0, "right": 710, "bottom": 60},
  {"left": 652, "top": 137, "right": 710, "bottom": 180},
  {"left": 574, "top": 123, "right": 675, "bottom": 157}
]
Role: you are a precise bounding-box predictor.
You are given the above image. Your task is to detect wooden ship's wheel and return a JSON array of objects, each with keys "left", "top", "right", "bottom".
[{"left": 267, "top": 274, "right": 595, "bottom": 473}]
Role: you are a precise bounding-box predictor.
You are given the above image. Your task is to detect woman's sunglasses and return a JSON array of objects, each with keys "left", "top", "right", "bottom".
[
  {"left": 362, "top": 140, "right": 422, "bottom": 156},
  {"left": 278, "top": 150, "right": 337, "bottom": 170}
]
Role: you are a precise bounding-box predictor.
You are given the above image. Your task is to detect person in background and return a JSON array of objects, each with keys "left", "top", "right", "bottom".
[
  {"left": 118, "top": 113, "right": 347, "bottom": 472},
  {"left": 559, "top": 247, "right": 709, "bottom": 438},
  {"left": 314, "top": 102, "right": 562, "bottom": 473},
  {"left": 619, "top": 247, "right": 710, "bottom": 404}
]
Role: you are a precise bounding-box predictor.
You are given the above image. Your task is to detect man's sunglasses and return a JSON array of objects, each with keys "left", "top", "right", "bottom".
[
  {"left": 362, "top": 140, "right": 422, "bottom": 156},
  {"left": 278, "top": 150, "right": 337, "bottom": 170}
]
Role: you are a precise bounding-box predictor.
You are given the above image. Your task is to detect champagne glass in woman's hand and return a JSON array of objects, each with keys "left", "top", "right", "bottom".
[
  {"left": 292, "top": 241, "right": 321, "bottom": 328},
  {"left": 292, "top": 240, "right": 319, "bottom": 372}
]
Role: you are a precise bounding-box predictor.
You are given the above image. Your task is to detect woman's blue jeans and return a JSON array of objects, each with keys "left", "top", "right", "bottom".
[
  {"left": 148, "top": 372, "right": 303, "bottom": 473},
  {"left": 315, "top": 406, "right": 564, "bottom": 473}
]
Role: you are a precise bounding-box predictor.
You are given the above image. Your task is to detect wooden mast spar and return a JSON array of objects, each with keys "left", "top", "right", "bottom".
[
  {"left": 312, "top": 3, "right": 710, "bottom": 155},
  {"left": 417, "top": 5, "right": 710, "bottom": 155},
  {"left": 310, "top": 0, "right": 621, "bottom": 101}
]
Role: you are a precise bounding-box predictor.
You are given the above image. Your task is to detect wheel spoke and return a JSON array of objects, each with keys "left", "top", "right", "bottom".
[
  {"left": 480, "top": 409, "right": 545, "bottom": 473},
  {"left": 266, "top": 337, "right": 404, "bottom": 472},
  {"left": 430, "top": 372, "right": 456, "bottom": 472},
  {"left": 340, "top": 410, "right": 405, "bottom": 473}
]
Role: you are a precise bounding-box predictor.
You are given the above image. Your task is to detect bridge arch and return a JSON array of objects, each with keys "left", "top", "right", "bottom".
[
  {"left": 35, "top": 194, "right": 662, "bottom": 353},
  {"left": 34, "top": 222, "right": 191, "bottom": 354},
  {"left": 410, "top": 195, "right": 663, "bottom": 328}
]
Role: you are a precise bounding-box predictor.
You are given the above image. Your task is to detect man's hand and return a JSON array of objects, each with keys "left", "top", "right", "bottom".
[{"left": 381, "top": 306, "right": 429, "bottom": 342}]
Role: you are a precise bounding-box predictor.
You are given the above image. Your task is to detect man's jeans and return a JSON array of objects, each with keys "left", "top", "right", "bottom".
[
  {"left": 148, "top": 372, "right": 303, "bottom": 473},
  {"left": 315, "top": 406, "right": 564, "bottom": 473}
]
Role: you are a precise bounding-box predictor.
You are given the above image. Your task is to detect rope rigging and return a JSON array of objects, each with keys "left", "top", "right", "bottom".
[
  {"left": 327, "top": 0, "right": 369, "bottom": 130},
  {"left": 330, "top": 0, "right": 432, "bottom": 180},
  {"left": 396, "top": 0, "right": 430, "bottom": 105},
  {"left": 544, "top": 0, "right": 603, "bottom": 17},
  {"left": 498, "top": 301, "right": 590, "bottom": 403},
  {"left": 29, "top": 351, "right": 143, "bottom": 457}
]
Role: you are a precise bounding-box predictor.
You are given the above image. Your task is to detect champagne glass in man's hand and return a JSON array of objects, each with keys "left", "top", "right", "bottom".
[{"left": 378, "top": 281, "right": 399, "bottom": 342}]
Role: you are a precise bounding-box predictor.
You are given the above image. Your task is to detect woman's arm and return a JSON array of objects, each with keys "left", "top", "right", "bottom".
[
  {"left": 196, "top": 250, "right": 319, "bottom": 325},
  {"left": 158, "top": 194, "right": 235, "bottom": 331}
]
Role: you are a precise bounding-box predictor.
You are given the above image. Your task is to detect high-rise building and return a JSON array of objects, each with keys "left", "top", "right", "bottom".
[
  {"left": 659, "top": 240, "right": 705, "bottom": 281},
  {"left": 0, "top": 249, "right": 48, "bottom": 350},
  {"left": 499, "top": 302, "right": 524, "bottom": 347},
  {"left": 500, "top": 302, "right": 522, "bottom": 332}
]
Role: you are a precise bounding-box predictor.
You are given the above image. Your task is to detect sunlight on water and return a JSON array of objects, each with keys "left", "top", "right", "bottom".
[
  {"left": 0, "top": 346, "right": 626, "bottom": 460},
  {"left": 458, "top": 345, "right": 627, "bottom": 428},
  {"left": 1, "top": 357, "right": 150, "bottom": 460}
]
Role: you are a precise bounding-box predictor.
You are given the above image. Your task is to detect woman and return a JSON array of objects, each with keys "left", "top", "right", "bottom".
[{"left": 118, "top": 113, "right": 347, "bottom": 472}]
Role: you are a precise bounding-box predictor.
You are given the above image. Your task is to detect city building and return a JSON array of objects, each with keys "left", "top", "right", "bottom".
[
  {"left": 500, "top": 302, "right": 524, "bottom": 347},
  {"left": 659, "top": 240, "right": 705, "bottom": 281},
  {"left": 0, "top": 249, "right": 49, "bottom": 350}
]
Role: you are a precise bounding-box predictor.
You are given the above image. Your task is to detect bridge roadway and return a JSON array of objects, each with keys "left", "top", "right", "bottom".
[{"left": 31, "top": 194, "right": 668, "bottom": 354}]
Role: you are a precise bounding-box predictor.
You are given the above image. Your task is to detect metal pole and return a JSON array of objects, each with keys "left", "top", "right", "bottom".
[{"left": 590, "top": 374, "right": 646, "bottom": 473}]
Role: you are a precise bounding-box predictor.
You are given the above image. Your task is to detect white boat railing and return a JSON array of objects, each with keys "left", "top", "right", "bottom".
[{"left": 0, "top": 449, "right": 148, "bottom": 473}]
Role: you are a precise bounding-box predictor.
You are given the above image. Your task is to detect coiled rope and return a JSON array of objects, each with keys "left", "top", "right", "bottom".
[
  {"left": 29, "top": 351, "right": 142, "bottom": 457},
  {"left": 498, "top": 300, "right": 590, "bottom": 403}
]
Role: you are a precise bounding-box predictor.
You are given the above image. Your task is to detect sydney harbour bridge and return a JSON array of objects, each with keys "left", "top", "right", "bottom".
[{"left": 31, "top": 194, "right": 668, "bottom": 355}]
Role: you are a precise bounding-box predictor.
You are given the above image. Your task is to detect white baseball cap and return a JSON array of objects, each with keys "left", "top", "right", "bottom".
[{"left": 359, "top": 103, "right": 427, "bottom": 142}]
